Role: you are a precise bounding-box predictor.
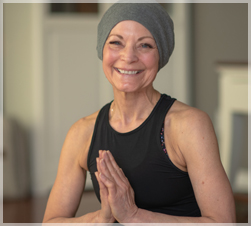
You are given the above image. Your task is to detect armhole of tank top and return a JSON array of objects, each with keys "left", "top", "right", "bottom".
[
  {"left": 86, "top": 115, "right": 98, "bottom": 172},
  {"left": 87, "top": 104, "right": 110, "bottom": 171},
  {"left": 158, "top": 98, "right": 188, "bottom": 175}
]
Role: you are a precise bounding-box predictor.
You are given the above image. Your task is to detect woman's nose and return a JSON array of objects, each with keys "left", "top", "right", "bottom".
[{"left": 120, "top": 46, "right": 138, "bottom": 63}]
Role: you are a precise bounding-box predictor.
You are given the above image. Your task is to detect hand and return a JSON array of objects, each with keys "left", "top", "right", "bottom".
[
  {"left": 95, "top": 152, "right": 115, "bottom": 223},
  {"left": 97, "top": 150, "right": 139, "bottom": 223}
]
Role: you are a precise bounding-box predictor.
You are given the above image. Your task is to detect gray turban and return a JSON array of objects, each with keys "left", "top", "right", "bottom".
[{"left": 96, "top": 2, "right": 175, "bottom": 70}]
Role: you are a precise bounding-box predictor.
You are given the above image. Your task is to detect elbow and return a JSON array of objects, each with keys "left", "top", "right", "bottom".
[
  {"left": 42, "top": 217, "right": 49, "bottom": 223},
  {"left": 42, "top": 216, "right": 47, "bottom": 223},
  {"left": 208, "top": 213, "right": 236, "bottom": 223},
  {"left": 204, "top": 208, "right": 236, "bottom": 223},
  {"left": 42, "top": 215, "right": 55, "bottom": 223},
  {"left": 218, "top": 216, "right": 236, "bottom": 223}
]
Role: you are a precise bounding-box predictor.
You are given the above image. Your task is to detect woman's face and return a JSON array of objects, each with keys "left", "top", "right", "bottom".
[{"left": 102, "top": 20, "right": 159, "bottom": 93}]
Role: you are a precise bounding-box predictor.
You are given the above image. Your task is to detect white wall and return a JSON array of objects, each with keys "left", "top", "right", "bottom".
[
  {"left": 4, "top": 3, "right": 33, "bottom": 129},
  {"left": 193, "top": 3, "right": 248, "bottom": 120}
]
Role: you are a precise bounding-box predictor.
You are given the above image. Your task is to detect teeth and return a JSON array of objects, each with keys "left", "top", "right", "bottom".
[{"left": 117, "top": 68, "right": 139, "bottom": 75}]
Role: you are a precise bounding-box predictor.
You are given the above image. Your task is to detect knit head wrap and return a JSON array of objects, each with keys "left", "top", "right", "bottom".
[{"left": 96, "top": 1, "right": 175, "bottom": 70}]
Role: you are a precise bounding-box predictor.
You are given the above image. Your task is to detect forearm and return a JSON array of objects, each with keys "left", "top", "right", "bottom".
[
  {"left": 124, "top": 208, "right": 220, "bottom": 223},
  {"left": 43, "top": 210, "right": 114, "bottom": 223}
]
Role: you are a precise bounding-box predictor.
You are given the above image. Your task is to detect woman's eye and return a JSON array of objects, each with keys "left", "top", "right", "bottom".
[
  {"left": 141, "top": 43, "right": 153, "bottom": 48},
  {"left": 109, "top": 41, "right": 121, "bottom": 46}
]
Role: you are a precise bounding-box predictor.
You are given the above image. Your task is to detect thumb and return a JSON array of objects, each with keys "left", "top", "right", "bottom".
[{"left": 95, "top": 171, "right": 108, "bottom": 197}]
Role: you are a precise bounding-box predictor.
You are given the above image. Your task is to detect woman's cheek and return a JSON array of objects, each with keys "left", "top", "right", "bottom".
[{"left": 104, "top": 47, "right": 119, "bottom": 64}]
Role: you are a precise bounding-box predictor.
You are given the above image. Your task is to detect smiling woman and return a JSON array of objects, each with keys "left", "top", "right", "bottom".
[
  {"left": 42, "top": 1, "right": 236, "bottom": 224},
  {"left": 102, "top": 21, "right": 159, "bottom": 94}
]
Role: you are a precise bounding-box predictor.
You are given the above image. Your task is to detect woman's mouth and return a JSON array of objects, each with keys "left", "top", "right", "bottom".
[{"left": 115, "top": 67, "right": 143, "bottom": 75}]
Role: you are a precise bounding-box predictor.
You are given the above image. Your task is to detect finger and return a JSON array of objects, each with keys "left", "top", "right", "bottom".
[
  {"left": 100, "top": 157, "right": 114, "bottom": 181},
  {"left": 99, "top": 150, "right": 106, "bottom": 159},
  {"left": 96, "top": 157, "right": 102, "bottom": 174},
  {"left": 97, "top": 157, "right": 106, "bottom": 183},
  {"left": 95, "top": 172, "right": 114, "bottom": 220},
  {"left": 95, "top": 171, "right": 112, "bottom": 206},
  {"left": 98, "top": 154, "right": 118, "bottom": 193},
  {"left": 99, "top": 150, "right": 103, "bottom": 159},
  {"left": 99, "top": 170, "right": 117, "bottom": 194},
  {"left": 96, "top": 157, "right": 100, "bottom": 172},
  {"left": 106, "top": 151, "right": 120, "bottom": 171},
  {"left": 97, "top": 151, "right": 107, "bottom": 173},
  {"left": 98, "top": 150, "right": 108, "bottom": 173},
  {"left": 95, "top": 171, "right": 106, "bottom": 192},
  {"left": 100, "top": 151, "right": 128, "bottom": 190},
  {"left": 98, "top": 156, "right": 116, "bottom": 192},
  {"left": 104, "top": 151, "right": 127, "bottom": 184}
]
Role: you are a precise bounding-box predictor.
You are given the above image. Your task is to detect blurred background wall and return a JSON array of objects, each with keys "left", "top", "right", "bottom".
[
  {"left": 2, "top": 2, "right": 248, "bottom": 223},
  {"left": 193, "top": 3, "right": 248, "bottom": 119}
]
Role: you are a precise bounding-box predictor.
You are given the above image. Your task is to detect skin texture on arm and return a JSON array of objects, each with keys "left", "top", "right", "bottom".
[
  {"left": 42, "top": 112, "right": 115, "bottom": 223},
  {"left": 175, "top": 104, "right": 236, "bottom": 223},
  {"left": 96, "top": 102, "right": 236, "bottom": 223}
]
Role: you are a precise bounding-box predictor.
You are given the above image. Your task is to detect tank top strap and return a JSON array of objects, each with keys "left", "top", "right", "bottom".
[
  {"left": 87, "top": 101, "right": 111, "bottom": 169},
  {"left": 150, "top": 94, "right": 176, "bottom": 129},
  {"left": 95, "top": 101, "right": 111, "bottom": 126}
]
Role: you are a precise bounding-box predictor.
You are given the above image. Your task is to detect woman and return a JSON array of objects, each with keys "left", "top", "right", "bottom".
[{"left": 43, "top": 2, "right": 236, "bottom": 223}]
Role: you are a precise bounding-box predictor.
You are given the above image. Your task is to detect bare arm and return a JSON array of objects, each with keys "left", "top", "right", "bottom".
[
  {"left": 97, "top": 108, "right": 236, "bottom": 223},
  {"left": 42, "top": 115, "right": 115, "bottom": 223},
  {"left": 178, "top": 109, "right": 236, "bottom": 222},
  {"left": 129, "top": 109, "right": 235, "bottom": 223}
]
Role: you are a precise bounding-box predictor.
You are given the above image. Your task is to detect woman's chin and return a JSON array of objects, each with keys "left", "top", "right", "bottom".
[{"left": 113, "top": 85, "right": 140, "bottom": 94}]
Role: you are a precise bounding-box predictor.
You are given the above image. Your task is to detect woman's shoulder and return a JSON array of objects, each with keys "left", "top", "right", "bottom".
[
  {"left": 68, "top": 110, "right": 100, "bottom": 140},
  {"left": 166, "top": 100, "right": 213, "bottom": 141},
  {"left": 169, "top": 100, "right": 211, "bottom": 125},
  {"left": 165, "top": 100, "right": 216, "bottom": 167}
]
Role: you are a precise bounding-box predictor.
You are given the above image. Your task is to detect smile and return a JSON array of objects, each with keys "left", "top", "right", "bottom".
[{"left": 115, "top": 67, "right": 143, "bottom": 75}]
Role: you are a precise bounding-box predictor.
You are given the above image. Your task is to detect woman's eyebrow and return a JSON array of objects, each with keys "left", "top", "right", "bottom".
[
  {"left": 108, "top": 34, "right": 154, "bottom": 41},
  {"left": 138, "top": 36, "right": 154, "bottom": 41},
  {"left": 108, "top": 34, "right": 123, "bottom": 39}
]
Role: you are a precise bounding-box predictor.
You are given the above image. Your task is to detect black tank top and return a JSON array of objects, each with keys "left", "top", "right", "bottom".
[{"left": 87, "top": 94, "right": 201, "bottom": 217}]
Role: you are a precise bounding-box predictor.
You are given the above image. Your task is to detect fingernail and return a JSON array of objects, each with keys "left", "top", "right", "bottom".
[{"left": 100, "top": 159, "right": 106, "bottom": 168}]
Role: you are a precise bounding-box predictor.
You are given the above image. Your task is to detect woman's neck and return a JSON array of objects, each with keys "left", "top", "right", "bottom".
[{"left": 109, "top": 88, "right": 161, "bottom": 131}]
